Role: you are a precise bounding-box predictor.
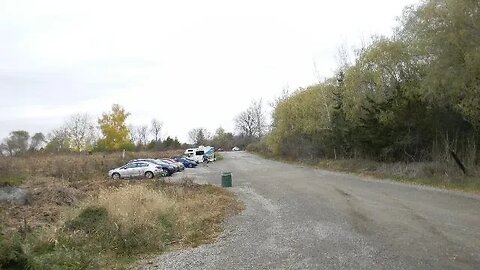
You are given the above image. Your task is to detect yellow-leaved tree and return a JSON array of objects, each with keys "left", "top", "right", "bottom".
[{"left": 97, "top": 104, "right": 134, "bottom": 151}]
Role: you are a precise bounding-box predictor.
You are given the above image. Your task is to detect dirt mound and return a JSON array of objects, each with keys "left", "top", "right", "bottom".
[
  {"left": 1, "top": 177, "right": 89, "bottom": 231},
  {"left": 32, "top": 186, "right": 80, "bottom": 206}
]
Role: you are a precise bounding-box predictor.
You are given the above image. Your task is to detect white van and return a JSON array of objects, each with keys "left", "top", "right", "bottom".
[
  {"left": 184, "top": 146, "right": 216, "bottom": 163},
  {"left": 185, "top": 148, "right": 206, "bottom": 163},
  {"left": 184, "top": 148, "right": 195, "bottom": 155}
]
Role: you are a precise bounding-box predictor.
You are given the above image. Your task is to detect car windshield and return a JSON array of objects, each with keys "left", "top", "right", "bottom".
[
  {"left": 145, "top": 160, "right": 160, "bottom": 165},
  {"left": 154, "top": 160, "right": 168, "bottom": 165}
]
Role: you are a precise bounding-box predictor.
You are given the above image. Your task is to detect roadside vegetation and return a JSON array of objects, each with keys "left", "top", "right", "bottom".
[
  {"left": 316, "top": 159, "right": 480, "bottom": 193},
  {"left": 0, "top": 153, "right": 242, "bottom": 269},
  {"left": 244, "top": 0, "right": 480, "bottom": 193}
]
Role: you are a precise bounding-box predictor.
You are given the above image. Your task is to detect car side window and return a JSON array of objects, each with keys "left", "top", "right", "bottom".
[{"left": 125, "top": 164, "right": 136, "bottom": 169}]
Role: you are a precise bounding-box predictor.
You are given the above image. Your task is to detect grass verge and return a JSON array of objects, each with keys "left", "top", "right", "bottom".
[
  {"left": 314, "top": 159, "right": 480, "bottom": 194},
  {"left": 0, "top": 181, "right": 243, "bottom": 269}
]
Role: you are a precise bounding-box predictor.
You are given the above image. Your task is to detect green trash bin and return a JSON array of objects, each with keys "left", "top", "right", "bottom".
[{"left": 221, "top": 172, "right": 232, "bottom": 187}]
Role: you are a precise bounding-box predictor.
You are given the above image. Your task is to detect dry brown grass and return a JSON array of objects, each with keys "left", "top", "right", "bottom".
[
  {"left": 0, "top": 150, "right": 242, "bottom": 269},
  {"left": 0, "top": 150, "right": 183, "bottom": 183},
  {"left": 165, "top": 182, "right": 244, "bottom": 246},
  {"left": 19, "top": 181, "right": 243, "bottom": 269},
  {"left": 87, "top": 185, "right": 174, "bottom": 229}
]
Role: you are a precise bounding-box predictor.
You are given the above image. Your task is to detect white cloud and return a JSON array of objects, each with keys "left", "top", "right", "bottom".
[{"left": 0, "top": 0, "right": 420, "bottom": 142}]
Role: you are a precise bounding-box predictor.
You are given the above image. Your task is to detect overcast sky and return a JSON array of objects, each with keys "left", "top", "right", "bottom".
[{"left": 0, "top": 0, "right": 420, "bottom": 143}]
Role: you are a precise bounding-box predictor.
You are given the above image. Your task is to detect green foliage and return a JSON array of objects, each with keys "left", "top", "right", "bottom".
[
  {"left": 2, "top": 131, "right": 30, "bottom": 155},
  {"left": 65, "top": 206, "right": 109, "bottom": 234},
  {"left": 7, "top": 203, "right": 177, "bottom": 269},
  {"left": 0, "top": 226, "right": 28, "bottom": 269},
  {"left": 211, "top": 127, "right": 235, "bottom": 150},
  {"left": 45, "top": 126, "right": 72, "bottom": 153},
  {"left": 0, "top": 174, "right": 26, "bottom": 187},
  {"left": 269, "top": 85, "right": 334, "bottom": 158},
  {"left": 160, "top": 136, "right": 182, "bottom": 150},
  {"left": 245, "top": 140, "right": 271, "bottom": 157},
  {"left": 398, "top": 0, "right": 480, "bottom": 129},
  {"left": 145, "top": 136, "right": 182, "bottom": 151},
  {"left": 29, "top": 133, "right": 46, "bottom": 151},
  {"left": 267, "top": 0, "right": 480, "bottom": 166},
  {"left": 0, "top": 158, "right": 27, "bottom": 186},
  {"left": 98, "top": 104, "right": 132, "bottom": 151}
]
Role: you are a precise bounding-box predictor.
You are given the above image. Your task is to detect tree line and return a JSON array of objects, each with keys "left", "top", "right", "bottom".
[
  {"left": 256, "top": 0, "right": 479, "bottom": 166},
  {"left": 0, "top": 104, "right": 186, "bottom": 155},
  {"left": 0, "top": 102, "right": 263, "bottom": 155}
]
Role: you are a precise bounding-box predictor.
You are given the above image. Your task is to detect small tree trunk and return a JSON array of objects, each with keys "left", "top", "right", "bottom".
[{"left": 449, "top": 149, "right": 467, "bottom": 175}]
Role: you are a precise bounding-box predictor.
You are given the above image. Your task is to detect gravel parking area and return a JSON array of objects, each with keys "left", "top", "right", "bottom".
[{"left": 141, "top": 152, "right": 480, "bottom": 270}]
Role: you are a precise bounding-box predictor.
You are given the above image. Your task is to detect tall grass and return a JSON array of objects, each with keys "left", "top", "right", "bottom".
[
  {"left": 94, "top": 185, "right": 174, "bottom": 228},
  {"left": 0, "top": 149, "right": 241, "bottom": 269},
  {"left": 0, "top": 150, "right": 183, "bottom": 184},
  {"left": 1, "top": 182, "right": 242, "bottom": 269}
]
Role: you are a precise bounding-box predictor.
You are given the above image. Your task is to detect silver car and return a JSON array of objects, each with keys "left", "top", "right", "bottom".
[{"left": 108, "top": 161, "right": 162, "bottom": 180}]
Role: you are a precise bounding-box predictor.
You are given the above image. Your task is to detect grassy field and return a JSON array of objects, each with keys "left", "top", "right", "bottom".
[{"left": 0, "top": 151, "right": 243, "bottom": 269}]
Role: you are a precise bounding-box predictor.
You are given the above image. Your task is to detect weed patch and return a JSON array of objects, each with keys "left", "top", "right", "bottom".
[
  {"left": 315, "top": 159, "right": 480, "bottom": 193},
  {"left": 0, "top": 182, "right": 242, "bottom": 269},
  {"left": 0, "top": 175, "right": 26, "bottom": 187}
]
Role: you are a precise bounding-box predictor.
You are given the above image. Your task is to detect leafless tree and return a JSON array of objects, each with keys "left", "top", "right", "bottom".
[
  {"left": 46, "top": 126, "right": 71, "bottom": 152},
  {"left": 128, "top": 124, "right": 149, "bottom": 148},
  {"left": 128, "top": 125, "right": 139, "bottom": 145},
  {"left": 235, "top": 111, "right": 255, "bottom": 138},
  {"left": 66, "top": 113, "right": 96, "bottom": 152},
  {"left": 150, "top": 119, "right": 163, "bottom": 142},
  {"left": 252, "top": 99, "right": 267, "bottom": 137},
  {"left": 270, "top": 88, "right": 290, "bottom": 110},
  {"left": 137, "top": 125, "right": 149, "bottom": 147},
  {"left": 335, "top": 43, "right": 352, "bottom": 71},
  {"left": 188, "top": 128, "right": 210, "bottom": 146},
  {"left": 235, "top": 99, "right": 267, "bottom": 139}
]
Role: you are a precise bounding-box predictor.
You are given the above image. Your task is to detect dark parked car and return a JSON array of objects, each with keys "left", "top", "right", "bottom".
[
  {"left": 173, "top": 157, "right": 197, "bottom": 168},
  {"left": 183, "top": 156, "right": 199, "bottom": 164},
  {"left": 161, "top": 159, "right": 183, "bottom": 171}
]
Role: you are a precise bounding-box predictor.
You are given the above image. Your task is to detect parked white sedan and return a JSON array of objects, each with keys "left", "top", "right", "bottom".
[{"left": 108, "top": 161, "right": 163, "bottom": 180}]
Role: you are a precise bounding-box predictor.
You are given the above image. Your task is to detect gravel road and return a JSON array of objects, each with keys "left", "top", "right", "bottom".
[{"left": 141, "top": 151, "right": 480, "bottom": 270}]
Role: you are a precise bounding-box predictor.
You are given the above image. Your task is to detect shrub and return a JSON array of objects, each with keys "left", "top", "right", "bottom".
[
  {"left": 246, "top": 140, "right": 272, "bottom": 157},
  {"left": 0, "top": 226, "right": 28, "bottom": 269},
  {"left": 65, "top": 206, "right": 109, "bottom": 234}
]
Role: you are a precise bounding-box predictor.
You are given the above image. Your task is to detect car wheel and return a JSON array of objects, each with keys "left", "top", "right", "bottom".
[
  {"left": 145, "top": 171, "right": 154, "bottom": 179},
  {"left": 188, "top": 163, "right": 193, "bottom": 168},
  {"left": 112, "top": 173, "right": 120, "bottom": 180}
]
